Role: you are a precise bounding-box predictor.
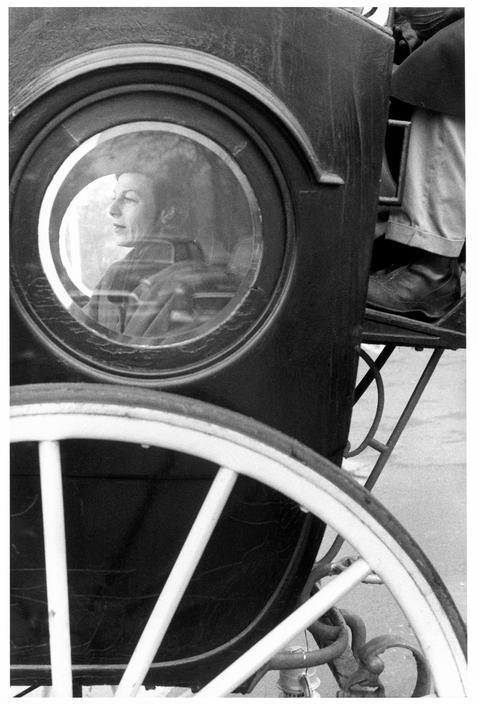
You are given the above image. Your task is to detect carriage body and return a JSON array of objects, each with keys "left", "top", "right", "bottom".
[{"left": 10, "top": 7, "right": 394, "bottom": 691}]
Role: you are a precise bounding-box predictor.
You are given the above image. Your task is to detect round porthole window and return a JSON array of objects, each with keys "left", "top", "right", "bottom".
[
  {"left": 10, "top": 69, "right": 293, "bottom": 383},
  {"left": 39, "top": 122, "right": 263, "bottom": 348}
]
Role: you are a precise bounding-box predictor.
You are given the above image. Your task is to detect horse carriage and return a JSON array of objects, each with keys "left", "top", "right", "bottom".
[{"left": 10, "top": 7, "right": 466, "bottom": 698}]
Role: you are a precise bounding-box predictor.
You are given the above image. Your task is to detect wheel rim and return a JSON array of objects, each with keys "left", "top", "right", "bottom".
[{"left": 10, "top": 383, "right": 467, "bottom": 697}]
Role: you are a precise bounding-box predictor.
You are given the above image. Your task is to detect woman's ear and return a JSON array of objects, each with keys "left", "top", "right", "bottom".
[{"left": 159, "top": 205, "right": 176, "bottom": 226}]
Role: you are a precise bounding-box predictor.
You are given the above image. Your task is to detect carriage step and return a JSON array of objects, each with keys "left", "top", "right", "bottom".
[{"left": 361, "top": 298, "right": 465, "bottom": 350}]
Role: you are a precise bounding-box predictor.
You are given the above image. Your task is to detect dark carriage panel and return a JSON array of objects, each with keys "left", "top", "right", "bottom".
[
  {"left": 11, "top": 440, "right": 315, "bottom": 688},
  {"left": 10, "top": 7, "right": 393, "bottom": 452},
  {"left": 10, "top": 7, "right": 393, "bottom": 688}
]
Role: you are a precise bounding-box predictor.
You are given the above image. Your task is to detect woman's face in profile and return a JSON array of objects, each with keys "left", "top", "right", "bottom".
[{"left": 109, "top": 172, "right": 158, "bottom": 246}]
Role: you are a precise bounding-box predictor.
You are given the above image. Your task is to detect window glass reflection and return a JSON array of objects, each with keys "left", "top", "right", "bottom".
[{"left": 41, "top": 124, "right": 263, "bottom": 346}]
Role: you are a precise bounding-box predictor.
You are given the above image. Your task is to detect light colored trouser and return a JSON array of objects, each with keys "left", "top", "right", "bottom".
[{"left": 386, "top": 108, "right": 465, "bottom": 257}]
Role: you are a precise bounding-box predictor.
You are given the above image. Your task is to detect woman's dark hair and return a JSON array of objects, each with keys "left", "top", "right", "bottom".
[
  {"left": 108, "top": 131, "right": 196, "bottom": 234},
  {"left": 149, "top": 173, "right": 190, "bottom": 234}
]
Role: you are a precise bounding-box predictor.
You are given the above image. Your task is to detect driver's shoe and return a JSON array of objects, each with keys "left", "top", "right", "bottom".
[{"left": 366, "top": 251, "right": 461, "bottom": 320}]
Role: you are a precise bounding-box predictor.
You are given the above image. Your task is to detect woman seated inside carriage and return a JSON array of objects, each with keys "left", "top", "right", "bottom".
[{"left": 83, "top": 136, "right": 244, "bottom": 339}]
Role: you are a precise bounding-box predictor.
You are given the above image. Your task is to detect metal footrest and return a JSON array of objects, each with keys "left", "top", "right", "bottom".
[{"left": 361, "top": 298, "right": 465, "bottom": 350}]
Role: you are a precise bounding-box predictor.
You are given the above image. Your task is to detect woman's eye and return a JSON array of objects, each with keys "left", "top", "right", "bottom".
[{"left": 112, "top": 194, "right": 137, "bottom": 204}]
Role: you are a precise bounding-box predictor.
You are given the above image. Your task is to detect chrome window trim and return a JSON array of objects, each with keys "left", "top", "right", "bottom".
[{"left": 39, "top": 121, "right": 263, "bottom": 348}]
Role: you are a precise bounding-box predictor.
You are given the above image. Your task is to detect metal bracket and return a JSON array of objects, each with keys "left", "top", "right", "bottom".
[
  {"left": 340, "top": 635, "right": 431, "bottom": 697},
  {"left": 324, "top": 345, "right": 444, "bottom": 565},
  {"left": 349, "top": 345, "right": 444, "bottom": 494},
  {"left": 378, "top": 119, "right": 411, "bottom": 207}
]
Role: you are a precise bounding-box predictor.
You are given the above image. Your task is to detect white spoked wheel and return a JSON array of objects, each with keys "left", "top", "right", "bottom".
[{"left": 10, "top": 383, "right": 466, "bottom": 698}]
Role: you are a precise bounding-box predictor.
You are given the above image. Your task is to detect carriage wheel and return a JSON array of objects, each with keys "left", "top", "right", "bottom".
[{"left": 10, "top": 383, "right": 466, "bottom": 698}]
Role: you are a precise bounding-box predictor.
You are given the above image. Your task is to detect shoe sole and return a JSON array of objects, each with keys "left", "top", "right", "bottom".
[{"left": 366, "top": 301, "right": 447, "bottom": 322}]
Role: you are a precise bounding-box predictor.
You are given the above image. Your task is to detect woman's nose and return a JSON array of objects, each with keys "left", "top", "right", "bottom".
[{"left": 109, "top": 197, "right": 121, "bottom": 217}]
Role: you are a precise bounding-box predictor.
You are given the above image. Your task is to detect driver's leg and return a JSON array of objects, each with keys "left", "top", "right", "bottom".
[{"left": 367, "top": 107, "right": 464, "bottom": 319}]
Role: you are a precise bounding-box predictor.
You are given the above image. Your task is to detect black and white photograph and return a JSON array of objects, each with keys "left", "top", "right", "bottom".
[{"left": 9, "top": 4, "right": 469, "bottom": 699}]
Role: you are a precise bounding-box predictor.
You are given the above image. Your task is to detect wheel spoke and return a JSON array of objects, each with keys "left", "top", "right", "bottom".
[
  {"left": 196, "top": 558, "right": 371, "bottom": 698},
  {"left": 38, "top": 440, "right": 73, "bottom": 698},
  {"left": 115, "top": 467, "right": 238, "bottom": 697}
]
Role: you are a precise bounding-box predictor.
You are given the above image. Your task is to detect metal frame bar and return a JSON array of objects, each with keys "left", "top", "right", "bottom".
[
  {"left": 348, "top": 345, "right": 445, "bottom": 492},
  {"left": 345, "top": 348, "right": 386, "bottom": 458},
  {"left": 354, "top": 344, "right": 395, "bottom": 404},
  {"left": 378, "top": 119, "right": 412, "bottom": 207},
  {"left": 325, "top": 347, "right": 445, "bottom": 564},
  {"left": 362, "top": 347, "right": 444, "bottom": 492}
]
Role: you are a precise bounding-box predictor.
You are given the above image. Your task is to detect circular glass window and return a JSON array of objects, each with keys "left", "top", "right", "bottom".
[
  {"left": 39, "top": 122, "right": 263, "bottom": 347},
  {"left": 11, "top": 76, "right": 290, "bottom": 383}
]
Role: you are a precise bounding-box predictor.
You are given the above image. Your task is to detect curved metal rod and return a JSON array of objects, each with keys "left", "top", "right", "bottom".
[
  {"left": 345, "top": 635, "right": 432, "bottom": 697},
  {"left": 269, "top": 607, "right": 349, "bottom": 669},
  {"left": 339, "top": 608, "right": 367, "bottom": 655},
  {"left": 298, "top": 559, "right": 332, "bottom": 604},
  {"left": 344, "top": 348, "right": 385, "bottom": 458},
  {"left": 196, "top": 560, "right": 371, "bottom": 697}
]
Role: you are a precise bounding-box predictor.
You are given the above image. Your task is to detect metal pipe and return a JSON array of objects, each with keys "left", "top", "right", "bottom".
[
  {"left": 339, "top": 609, "right": 367, "bottom": 655},
  {"left": 269, "top": 622, "right": 349, "bottom": 669}
]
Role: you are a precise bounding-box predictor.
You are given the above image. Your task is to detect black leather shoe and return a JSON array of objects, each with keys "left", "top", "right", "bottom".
[{"left": 367, "top": 251, "right": 461, "bottom": 320}]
